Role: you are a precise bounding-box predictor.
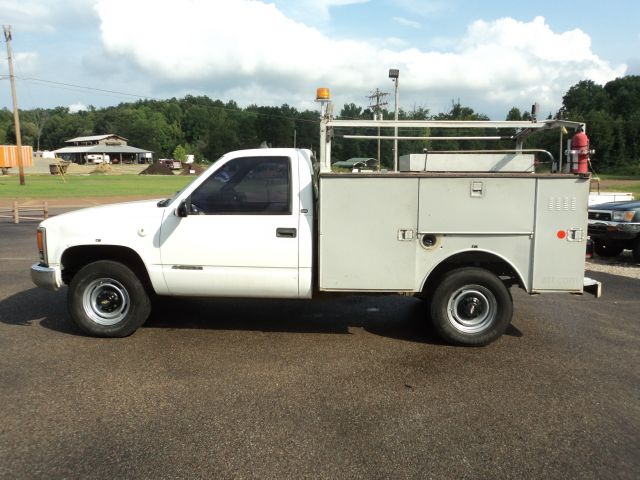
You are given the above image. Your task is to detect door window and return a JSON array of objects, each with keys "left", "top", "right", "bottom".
[{"left": 190, "top": 156, "right": 291, "bottom": 214}]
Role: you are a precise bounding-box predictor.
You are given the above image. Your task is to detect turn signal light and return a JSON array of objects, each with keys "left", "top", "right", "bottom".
[{"left": 37, "top": 227, "right": 46, "bottom": 263}]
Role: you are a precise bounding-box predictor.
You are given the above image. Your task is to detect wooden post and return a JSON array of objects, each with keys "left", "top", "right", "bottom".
[
  {"left": 43, "top": 201, "right": 49, "bottom": 219},
  {"left": 13, "top": 201, "right": 18, "bottom": 224}
]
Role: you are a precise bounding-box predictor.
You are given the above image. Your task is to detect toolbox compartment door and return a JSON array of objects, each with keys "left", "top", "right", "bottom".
[
  {"left": 319, "top": 177, "right": 419, "bottom": 291},
  {"left": 532, "top": 178, "right": 590, "bottom": 292}
]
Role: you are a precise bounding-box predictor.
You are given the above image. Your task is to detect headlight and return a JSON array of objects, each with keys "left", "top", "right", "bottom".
[
  {"left": 37, "top": 227, "right": 48, "bottom": 265},
  {"left": 612, "top": 211, "right": 635, "bottom": 222}
]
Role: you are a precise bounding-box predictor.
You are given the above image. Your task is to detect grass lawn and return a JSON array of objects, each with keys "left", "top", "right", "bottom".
[
  {"left": 0, "top": 174, "right": 194, "bottom": 199},
  {"left": 595, "top": 175, "right": 640, "bottom": 199},
  {"left": 1, "top": 171, "right": 639, "bottom": 201}
]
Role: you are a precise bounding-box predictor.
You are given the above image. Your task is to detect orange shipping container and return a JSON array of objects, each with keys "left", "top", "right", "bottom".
[{"left": 0, "top": 145, "right": 33, "bottom": 168}]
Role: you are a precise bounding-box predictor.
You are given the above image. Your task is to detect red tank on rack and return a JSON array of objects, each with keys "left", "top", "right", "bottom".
[{"left": 571, "top": 130, "right": 590, "bottom": 174}]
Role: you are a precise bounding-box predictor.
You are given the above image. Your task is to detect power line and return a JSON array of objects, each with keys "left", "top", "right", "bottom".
[
  {"left": 5, "top": 74, "right": 320, "bottom": 124},
  {"left": 16, "top": 76, "right": 149, "bottom": 99}
]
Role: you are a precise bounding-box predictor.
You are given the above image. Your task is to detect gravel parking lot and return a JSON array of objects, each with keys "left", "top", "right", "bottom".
[
  {"left": 1, "top": 212, "right": 638, "bottom": 479},
  {"left": 587, "top": 251, "right": 640, "bottom": 279}
]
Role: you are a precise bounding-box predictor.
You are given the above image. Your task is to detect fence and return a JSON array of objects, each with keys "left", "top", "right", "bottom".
[{"left": 0, "top": 202, "right": 49, "bottom": 224}]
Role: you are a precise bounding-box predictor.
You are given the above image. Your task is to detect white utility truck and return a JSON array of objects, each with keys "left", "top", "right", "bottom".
[{"left": 30, "top": 91, "right": 601, "bottom": 346}]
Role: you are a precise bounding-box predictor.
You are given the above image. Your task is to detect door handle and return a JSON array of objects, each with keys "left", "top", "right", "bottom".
[{"left": 276, "top": 228, "right": 297, "bottom": 238}]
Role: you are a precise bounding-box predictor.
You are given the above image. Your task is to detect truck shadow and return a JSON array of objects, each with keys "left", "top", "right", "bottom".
[
  {"left": 0, "top": 287, "right": 82, "bottom": 335},
  {"left": 146, "top": 293, "right": 447, "bottom": 344},
  {"left": 0, "top": 288, "right": 522, "bottom": 345}
]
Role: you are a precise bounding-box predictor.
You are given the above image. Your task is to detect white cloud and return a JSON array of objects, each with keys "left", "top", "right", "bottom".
[
  {"left": 95, "top": 1, "right": 625, "bottom": 116},
  {"left": 68, "top": 102, "right": 87, "bottom": 113},
  {"left": 14, "top": 52, "right": 39, "bottom": 74},
  {"left": 274, "top": 0, "right": 369, "bottom": 23},
  {"left": 384, "top": 37, "right": 409, "bottom": 49},
  {"left": 393, "top": 17, "right": 421, "bottom": 29},
  {"left": 0, "top": 0, "right": 52, "bottom": 31},
  {"left": 96, "top": 0, "right": 379, "bottom": 89},
  {"left": 0, "top": 0, "right": 96, "bottom": 32}
]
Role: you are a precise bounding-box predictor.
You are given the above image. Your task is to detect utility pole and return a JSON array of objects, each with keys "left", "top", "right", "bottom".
[
  {"left": 389, "top": 69, "right": 400, "bottom": 171},
  {"left": 367, "top": 88, "right": 388, "bottom": 170},
  {"left": 3, "top": 25, "right": 25, "bottom": 185}
]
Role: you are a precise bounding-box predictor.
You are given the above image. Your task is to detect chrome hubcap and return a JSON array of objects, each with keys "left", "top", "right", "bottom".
[
  {"left": 82, "top": 278, "right": 130, "bottom": 325},
  {"left": 446, "top": 285, "right": 497, "bottom": 333}
]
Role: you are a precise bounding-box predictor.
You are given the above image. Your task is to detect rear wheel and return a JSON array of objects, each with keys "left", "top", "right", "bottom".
[
  {"left": 68, "top": 260, "right": 151, "bottom": 337},
  {"left": 593, "top": 240, "right": 624, "bottom": 257},
  {"left": 430, "top": 268, "right": 513, "bottom": 346}
]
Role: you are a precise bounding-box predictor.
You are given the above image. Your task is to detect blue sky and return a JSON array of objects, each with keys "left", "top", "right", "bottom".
[
  {"left": 1, "top": 0, "right": 638, "bottom": 119},
  {"left": 324, "top": 1, "right": 638, "bottom": 66}
]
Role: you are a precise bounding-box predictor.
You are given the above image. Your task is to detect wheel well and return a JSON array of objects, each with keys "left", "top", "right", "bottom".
[
  {"left": 61, "top": 245, "right": 153, "bottom": 292},
  {"left": 421, "top": 251, "right": 524, "bottom": 296}
]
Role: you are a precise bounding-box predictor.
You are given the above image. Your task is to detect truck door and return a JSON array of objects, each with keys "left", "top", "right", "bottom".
[{"left": 159, "top": 155, "right": 300, "bottom": 298}]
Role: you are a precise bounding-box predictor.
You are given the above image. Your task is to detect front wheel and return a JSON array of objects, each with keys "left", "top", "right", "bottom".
[
  {"left": 593, "top": 240, "right": 624, "bottom": 258},
  {"left": 430, "top": 268, "right": 513, "bottom": 346},
  {"left": 632, "top": 238, "right": 640, "bottom": 263},
  {"left": 68, "top": 260, "right": 151, "bottom": 337}
]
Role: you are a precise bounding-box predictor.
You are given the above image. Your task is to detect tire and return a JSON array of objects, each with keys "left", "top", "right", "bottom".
[
  {"left": 593, "top": 240, "right": 624, "bottom": 258},
  {"left": 430, "top": 267, "right": 513, "bottom": 347},
  {"left": 632, "top": 238, "right": 640, "bottom": 263},
  {"left": 68, "top": 260, "right": 151, "bottom": 337}
]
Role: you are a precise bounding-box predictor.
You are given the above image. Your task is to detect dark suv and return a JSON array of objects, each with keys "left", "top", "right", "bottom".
[{"left": 588, "top": 200, "right": 640, "bottom": 261}]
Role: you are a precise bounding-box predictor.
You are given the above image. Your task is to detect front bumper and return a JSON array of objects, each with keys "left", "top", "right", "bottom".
[
  {"left": 30, "top": 263, "right": 62, "bottom": 291},
  {"left": 588, "top": 221, "right": 640, "bottom": 241}
]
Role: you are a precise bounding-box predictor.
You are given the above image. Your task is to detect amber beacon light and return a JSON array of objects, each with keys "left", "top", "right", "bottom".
[{"left": 315, "top": 88, "right": 331, "bottom": 102}]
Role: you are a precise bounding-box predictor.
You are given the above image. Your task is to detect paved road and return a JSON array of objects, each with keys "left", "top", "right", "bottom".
[{"left": 1, "top": 214, "right": 638, "bottom": 479}]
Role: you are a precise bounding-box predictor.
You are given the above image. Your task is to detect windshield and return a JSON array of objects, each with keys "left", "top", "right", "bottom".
[
  {"left": 156, "top": 181, "right": 193, "bottom": 207},
  {"left": 156, "top": 157, "right": 223, "bottom": 207}
]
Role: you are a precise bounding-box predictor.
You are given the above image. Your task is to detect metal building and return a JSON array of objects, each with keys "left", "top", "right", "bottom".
[{"left": 53, "top": 134, "right": 153, "bottom": 164}]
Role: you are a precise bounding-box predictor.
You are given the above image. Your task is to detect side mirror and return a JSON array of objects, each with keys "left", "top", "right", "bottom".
[{"left": 176, "top": 200, "right": 190, "bottom": 217}]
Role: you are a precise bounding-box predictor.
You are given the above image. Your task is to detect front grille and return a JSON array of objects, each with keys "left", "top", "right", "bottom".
[
  {"left": 588, "top": 224, "right": 607, "bottom": 234},
  {"left": 588, "top": 211, "right": 611, "bottom": 221}
]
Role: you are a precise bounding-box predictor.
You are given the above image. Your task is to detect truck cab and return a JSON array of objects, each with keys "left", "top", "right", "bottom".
[{"left": 159, "top": 149, "right": 315, "bottom": 298}]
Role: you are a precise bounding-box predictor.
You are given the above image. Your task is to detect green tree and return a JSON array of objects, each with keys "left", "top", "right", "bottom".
[
  {"left": 253, "top": 105, "right": 295, "bottom": 147},
  {"left": 585, "top": 110, "right": 615, "bottom": 170},
  {"left": 204, "top": 109, "right": 239, "bottom": 160},
  {"left": 432, "top": 101, "right": 490, "bottom": 152},
  {"left": 0, "top": 108, "right": 13, "bottom": 144},
  {"left": 559, "top": 75, "right": 640, "bottom": 172},
  {"left": 604, "top": 76, "right": 640, "bottom": 118},
  {"left": 332, "top": 103, "right": 367, "bottom": 162},
  {"left": 560, "top": 80, "right": 610, "bottom": 117},
  {"left": 173, "top": 144, "right": 187, "bottom": 162}
]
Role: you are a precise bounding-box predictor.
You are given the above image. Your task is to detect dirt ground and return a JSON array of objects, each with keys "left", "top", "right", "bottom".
[{"left": 593, "top": 178, "right": 639, "bottom": 189}]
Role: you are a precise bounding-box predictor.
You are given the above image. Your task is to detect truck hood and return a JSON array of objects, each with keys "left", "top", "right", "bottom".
[
  {"left": 42, "top": 199, "right": 165, "bottom": 227},
  {"left": 40, "top": 199, "right": 169, "bottom": 264},
  {"left": 589, "top": 200, "right": 640, "bottom": 211}
]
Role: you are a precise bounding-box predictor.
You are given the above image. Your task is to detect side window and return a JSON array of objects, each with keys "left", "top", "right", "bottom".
[{"left": 190, "top": 156, "right": 291, "bottom": 214}]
